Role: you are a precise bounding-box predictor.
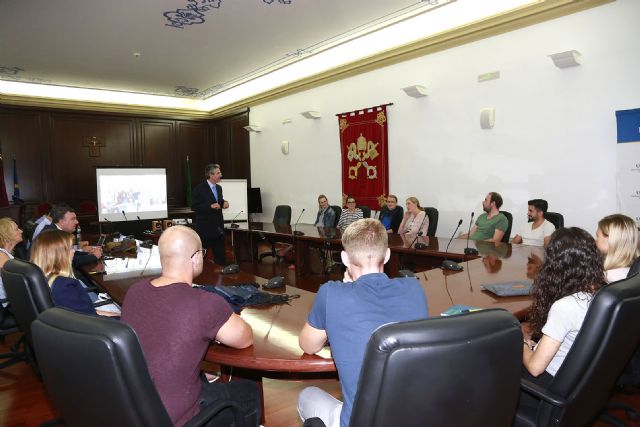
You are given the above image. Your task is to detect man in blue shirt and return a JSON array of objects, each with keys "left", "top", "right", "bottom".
[{"left": 297, "top": 218, "right": 429, "bottom": 427}]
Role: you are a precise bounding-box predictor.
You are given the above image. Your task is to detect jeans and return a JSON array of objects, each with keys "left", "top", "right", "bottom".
[{"left": 199, "top": 378, "right": 261, "bottom": 427}]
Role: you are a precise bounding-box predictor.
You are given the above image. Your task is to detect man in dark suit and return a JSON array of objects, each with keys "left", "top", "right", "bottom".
[
  {"left": 41, "top": 203, "right": 102, "bottom": 267},
  {"left": 191, "top": 164, "right": 229, "bottom": 265}
]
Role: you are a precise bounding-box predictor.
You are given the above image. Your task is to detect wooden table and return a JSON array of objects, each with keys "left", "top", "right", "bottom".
[
  {"left": 87, "top": 250, "right": 335, "bottom": 373},
  {"left": 230, "top": 222, "right": 489, "bottom": 277}
]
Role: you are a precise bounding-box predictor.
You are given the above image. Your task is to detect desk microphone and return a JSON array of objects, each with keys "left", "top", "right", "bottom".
[
  {"left": 139, "top": 248, "right": 153, "bottom": 276},
  {"left": 229, "top": 210, "right": 244, "bottom": 229},
  {"left": 293, "top": 208, "right": 305, "bottom": 236},
  {"left": 121, "top": 210, "right": 128, "bottom": 221},
  {"left": 412, "top": 211, "right": 429, "bottom": 250},
  {"left": 136, "top": 215, "right": 141, "bottom": 221},
  {"left": 442, "top": 219, "right": 464, "bottom": 271},
  {"left": 464, "top": 212, "right": 479, "bottom": 256}
]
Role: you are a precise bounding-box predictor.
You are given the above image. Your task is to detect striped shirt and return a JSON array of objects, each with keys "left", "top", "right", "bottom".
[{"left": 337, "top": 209, "right": 363, "bottom": 230}]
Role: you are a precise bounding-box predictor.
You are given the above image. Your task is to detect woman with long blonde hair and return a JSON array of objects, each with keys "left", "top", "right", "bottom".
[
  {"left": 31, "top": 230, "right": 115, "bottom": 316},
  {"left": 0, "top": 218, "right": 23, "bottom": 305},
  {"left": 596, "top": 214, "right": 640, "bottom": 282}
]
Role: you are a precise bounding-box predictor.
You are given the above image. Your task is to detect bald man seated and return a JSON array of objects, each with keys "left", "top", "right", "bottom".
[{"left": 121, "top": 226, "right": 260, "bottom": 427}]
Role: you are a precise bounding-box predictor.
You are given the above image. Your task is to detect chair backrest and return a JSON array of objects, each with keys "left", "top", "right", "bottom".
[
  {"left": 23, "top": 217, "right": 38, "bottom": 244},
  {"left": 545, "top": 212, "right": 564, "bottom": 230},
  {"left": 534, "top": 273, "right": 640, "bottom": 426},
  {"left": 330, "top": 206, "right": 341, "bottom": 227},
  {"left": 357, "top": 206, "right": 371, "bottom": 219},
  {"left": 628, "top": 257, "right": 640, "bottom": 278},
  {"left": 500, "top": 211, "right": 513, "bottom": 243},
  {"left": 273, "top": 205, "right": 292, "bottom": 225},
  {"left": 424, "top": 207, "right": 439, "bottom": 237},
  {"left": 349, "top": 309, "right": 522, "bottom": 427},
  {"left": 1, "top": 258, "right": 54, "bottom": 346},
  {"left": 32, "top": 307, "right": 173, "bottom": 427}
]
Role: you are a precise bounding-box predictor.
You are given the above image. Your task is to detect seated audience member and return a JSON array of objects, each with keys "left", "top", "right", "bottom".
[
  {"left": 522, "top": 228, "right": 605, "bottom": 395},
  {"left": 121, "top": 226, "right": 260, "bottom": 427},
  {"left": 31, "top": 230, "right": 116, "bottom": 317},
  {"left": 336, "top": 196, "right": 363, "bottom": 230},
  {"left": 315, "top": 194, "right": 336, "bottom": 227},
  {"left": 31, "top": 208, "right": 52, "bottom": 243},
  {"left": 596, "top": 214, "right": 640, "bottom": 283},
  {"left": 512, "top": 199, "right": 556, "bottom": 246},
  {"left": 0, "top": 218, "right": 23, "bottom": 306},
  {"left": 398, "top": 197, "right": 429, "bottom": 237},
  {"left": 460, "top": 192, "right": 509, "bottom": 243},
  {"left": 378, "top": 194, "right": 403, "bottom": 233},
  {"left": 43, "top": 203, "right": 102, "bottom": 267},
  {"left": 298, "top": 219, "right": 429, "bottom": 427}
]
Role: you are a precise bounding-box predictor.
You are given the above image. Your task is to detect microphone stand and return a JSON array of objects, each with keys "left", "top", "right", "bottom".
[
  {"left": 442, "top": 219, "right": 464, "bottom": 271},
  {"left": 464, "top": 212, "right": 478, "bottom": 256},
  {"left": 293, "top": 208, "right": 305, "bottom": 236}
]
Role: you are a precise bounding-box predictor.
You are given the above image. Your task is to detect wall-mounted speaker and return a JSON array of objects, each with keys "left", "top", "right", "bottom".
[
  {"left": 480, "top": 108, "right": 495, "bottom": 129},
  {"left": 402, "top": 85, "right": 428, "bottom": 98}
]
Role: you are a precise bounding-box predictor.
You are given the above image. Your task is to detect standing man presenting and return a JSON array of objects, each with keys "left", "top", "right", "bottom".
[{"left": 192, "top": 164, "right": 229, "bottom": 265}]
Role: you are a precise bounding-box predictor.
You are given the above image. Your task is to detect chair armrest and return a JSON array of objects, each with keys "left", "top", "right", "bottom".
[
  {"left": 184, "top": 399, "right": 244, "bottom": 427},
  {"left": 520, "top": 378, "right": 568, "bottom": 407}
]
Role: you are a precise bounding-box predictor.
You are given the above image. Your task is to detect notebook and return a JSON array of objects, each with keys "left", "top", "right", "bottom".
[{"left": 480, "top": 280, "right": 532, "bottom": 296}]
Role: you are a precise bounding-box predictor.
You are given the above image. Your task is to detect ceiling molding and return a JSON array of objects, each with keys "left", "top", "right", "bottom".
[{"left": 1, "top": 0, "right": 612, "bottom": 119}]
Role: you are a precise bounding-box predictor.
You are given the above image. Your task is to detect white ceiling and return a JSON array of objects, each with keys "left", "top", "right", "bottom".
[{"left": 0, "top": 0, "right": 439, "bottom": 99}]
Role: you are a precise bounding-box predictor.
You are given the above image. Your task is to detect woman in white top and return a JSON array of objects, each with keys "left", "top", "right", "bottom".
[
  {"left": 398, "top": 197, "right": 429, "bottom": 237},
  {"left": 0, "top": 218, "right": 24, "bottom": 304},
  {"left": 596, "top": 214, "right": 639, "bottom": 283},
  {"left": 522, "top": 228, "right": 605, "bottom": 391}
]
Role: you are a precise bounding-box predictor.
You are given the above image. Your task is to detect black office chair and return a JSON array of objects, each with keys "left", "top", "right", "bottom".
[
  {"left": 0, "top": 303, "right": 25, "bottom": 368},
  {"left": 514, "top": 272, "right": 640, "bottom": 427},
  {"left": 424, "top": 207, "right": 439, "bottom": 237},
  {"left": 330, "top": 206, "right": 342, "bottom": 228},
  {"left": 501, "top": 211, "right": 513, "bottom": 243},
  {"left": 348, "top": 309, "right": 522, "bottom": 427},
  {"left": 545, "top": 212, "right": 564, "bottom": 230},
  {"left": 258, "top": 205, "right": 292, "bottom": 263},
  {"left": 1, "top": 258, "right": 54, "bottom": 375},
  {"left": 357, "top": 206, "right": 371, "bottom": 219},
  {"left": 32, "top": 307, "right": 244, "bottom": 427}
]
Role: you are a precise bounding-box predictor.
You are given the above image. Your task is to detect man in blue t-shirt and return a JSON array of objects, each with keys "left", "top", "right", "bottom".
[{"left": 297, "top": 219, "right": 429, "bottom": 427}]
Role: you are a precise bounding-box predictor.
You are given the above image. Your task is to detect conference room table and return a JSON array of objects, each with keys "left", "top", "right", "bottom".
[
  {"left": 87, "top": 237, "right": 541, "bottom": 372},
  {"left": 230, "top": 222, "right": 484, "bottom": 277},
  {"left": 85, "top": 237, "right": 542, "bottom": 422}
]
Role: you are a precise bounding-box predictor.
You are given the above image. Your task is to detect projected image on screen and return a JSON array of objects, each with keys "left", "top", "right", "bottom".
[{"left": 96, "top": 168, "right": 168, "bottom": 222}]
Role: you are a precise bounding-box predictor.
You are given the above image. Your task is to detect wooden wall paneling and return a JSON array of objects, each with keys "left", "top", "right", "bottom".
[
  {"left": 139, "top": 119, "right": 181, "bottom": 208},
  {"left": 229, "top": 113, "right": 250, "bottom": 185},
  {"left": 177, "top": 121, "right": 211, "bottom": 206},
  {"left": 212, "top": 119, "right": 230, "bottom": 172},
  {"left": 48, "top": 114, "right": 135, "bottom": 207},
  {"left": 0, "top": 109, "right": 47, "bottom": 202}
]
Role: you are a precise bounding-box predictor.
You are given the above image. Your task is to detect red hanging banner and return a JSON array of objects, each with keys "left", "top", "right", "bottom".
[{"left": 337, "top": 105, "right": 389, "bottom": 210}]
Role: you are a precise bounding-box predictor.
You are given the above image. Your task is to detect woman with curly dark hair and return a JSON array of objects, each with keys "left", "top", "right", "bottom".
[{"left": 522, "top": 227, "right": 605, "bottom": 383}]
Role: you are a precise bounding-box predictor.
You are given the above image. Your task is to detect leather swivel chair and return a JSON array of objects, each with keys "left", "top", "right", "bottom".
[
  {"left": 32, "top": 307, "right": 244, "bottom": 427},
  {"left": 357, "top": 206, "right": 371, "bottom": 218},
  {"left": 545, "top": 212, "right": 564, "bottom": 230},
  {"left": 259, "top": 205, "right": 292, "bottom": 263},
  {"left": 330, "top": 206, "right": 342, "bottom": 228},
  {"left": 1, "top": 258, "right": 54, "bottom": 374},
  {"left": 349, "top": 309, "right": 522, "bottom": 427},
  {"left": 514, "top": 272, "right": 640, "bottom": 426},
  {"left": 500, "top": 211, "right": 513, "bottom": 243},
  {"left": 0, "top": 303, "right": 25, "bottom": 368},
  {"left": 424, "top": 207, "right": 439, "bottom": 237}
]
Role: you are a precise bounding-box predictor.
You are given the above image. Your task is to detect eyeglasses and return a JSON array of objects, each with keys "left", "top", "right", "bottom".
[{"left": 191, "top": 248, "right": 207, "bottom": 258}]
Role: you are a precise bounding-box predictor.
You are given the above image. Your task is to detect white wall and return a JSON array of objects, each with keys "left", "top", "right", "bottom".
[{"left": 249, "top": 0, "right": 640, "bottom": 237}]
